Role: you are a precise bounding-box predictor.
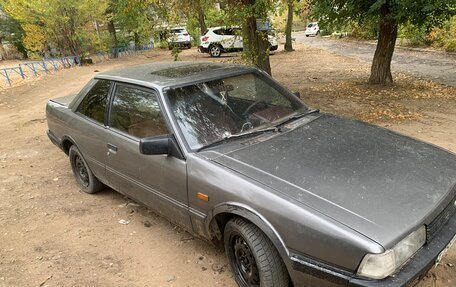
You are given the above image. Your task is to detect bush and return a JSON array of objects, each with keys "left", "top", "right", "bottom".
[
  {"left": 398, "top": 22, "right": 428, "bottom": 47},
  {"left": 428, "top": 16, "right": 456, "bottom": 52}
]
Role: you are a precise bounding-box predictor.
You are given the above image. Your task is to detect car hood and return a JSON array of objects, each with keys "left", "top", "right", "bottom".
[{"left": 208, "top": 114, "right": 456, "bottom": 247}]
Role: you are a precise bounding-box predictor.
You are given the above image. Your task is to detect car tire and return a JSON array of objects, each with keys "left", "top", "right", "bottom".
[
  {"left": 209, "top": 45, "right": 222, "bottom": 57},
  {"left": 186, "top": 43, "right": 192, "bottom": 49},
  {"left": 224, "top": 217, "right": 289, "bottom": 287},
  {"left": 305, "top": 34, "right": 309, "bottom": 37},
  {"left": 69, "top": 145, "right": 104, "bottom": 194}
]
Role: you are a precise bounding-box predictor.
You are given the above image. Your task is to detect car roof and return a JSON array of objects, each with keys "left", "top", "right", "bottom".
[
  {"left": 95, "top": 61, "right": 256, "bottom": 89},
  {"left": 208, "top": 26, "right": 240, "bottom": 30}
]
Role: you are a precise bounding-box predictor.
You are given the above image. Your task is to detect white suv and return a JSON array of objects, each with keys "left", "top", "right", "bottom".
[
  {"left": 167, "top": 27, "right": 192, "bottom": 49},
  {"left": 304, "top": 22, "right": 320, "bottom": 37},
  {"left": 199, "top": 26, "right": 278, "bottom": 57}
]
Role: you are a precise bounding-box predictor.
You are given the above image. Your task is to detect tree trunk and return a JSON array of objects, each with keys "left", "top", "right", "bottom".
[
  {"left": 108, "top": 20, "right": 119, "bottom": 58},
  {"left": 244, "top": 15, "right": 271, "bottom": 75},
  {"left": 243, "top": 0, "right": 271, "bottom": 75},
  {"left": 284, "top": 0, "right": 294, "bottom": 52},
  {"left": 197, "top": 2, "right": 207, "bottom": 35},
  {"left": 0, "top": 38, "right": 6, "bottom": 60},
  {"left": 369, "top": 2, "right": 398, "bottom": 85},
  {"left": 134, "top": 32, "right": 140, "bottom": 50}
]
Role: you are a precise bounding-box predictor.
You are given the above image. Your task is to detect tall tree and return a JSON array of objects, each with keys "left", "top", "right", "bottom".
[
  {"left": 225, "top": 0, "right": 275, "bottom": 75},
  {"left": 310, "top": 0, "right": 456, "bottom": 85},
  {"left": 284, "top": 0, "right": 294, "bottom": 51},
  {"left": 108, "top": 0, "right": 155, "bottom": 50},
  {"left": 3, "top": 0, "right": 107, "bottom": 56}
]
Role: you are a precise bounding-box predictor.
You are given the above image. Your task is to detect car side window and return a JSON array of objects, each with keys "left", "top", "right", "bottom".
[
  {"left": 77, "top": 79, "right": 111, "bottom": 124},
  {"left": 110, "top": 85, "right": 168, "bottom": 138}
]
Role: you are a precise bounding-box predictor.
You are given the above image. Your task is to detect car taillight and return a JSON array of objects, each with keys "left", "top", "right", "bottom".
[
  {"left": 183, "top": 33, "right": 189, "bottom": 36},
  {"left": 201, "top": 36, "right": 209, "bottom": 41},
  {"left": 314, "top": 27, "right": 317, "bottom": 30}
]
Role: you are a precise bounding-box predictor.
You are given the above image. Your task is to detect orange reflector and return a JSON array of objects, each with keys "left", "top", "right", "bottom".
[{"left": 197, "top": 192, "right": 209, "bottom": 202}]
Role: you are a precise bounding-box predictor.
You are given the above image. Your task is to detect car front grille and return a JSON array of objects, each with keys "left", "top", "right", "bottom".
[{"left": 426, "top": 195, "right": 456, "bottom": 242}]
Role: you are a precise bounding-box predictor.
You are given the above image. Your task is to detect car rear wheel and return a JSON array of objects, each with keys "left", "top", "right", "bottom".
[
  {"left": 209, "top": 45, "right": 222, "bottom": 57},
  {"left": 69, "top": 145, "right": 104, "bottom": 194},
  {"left": 224, "top": 217, "right": 289, "bottom": 287}
]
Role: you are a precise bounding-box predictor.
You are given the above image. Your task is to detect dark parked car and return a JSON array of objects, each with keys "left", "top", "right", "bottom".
[{"left": 46, "top": 62, "right": 456, "bottom": 287}]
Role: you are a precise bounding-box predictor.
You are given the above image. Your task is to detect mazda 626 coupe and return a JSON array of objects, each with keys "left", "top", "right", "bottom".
[{"left": 46, "top": 62, "right": 456, "bottom": 287}]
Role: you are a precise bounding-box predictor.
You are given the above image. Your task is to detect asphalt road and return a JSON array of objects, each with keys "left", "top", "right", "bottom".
[{"left": 293, "top": 32, "right": 456, "bottom": 87}]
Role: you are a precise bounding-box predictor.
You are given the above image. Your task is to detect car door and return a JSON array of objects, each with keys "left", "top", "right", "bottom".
[
  {"left": 105, "top": 83, "right": 191, "bottom": 229},
  {"left": 72, "top": 79, "right": 113, "bottom": 184},
  {"left": 215, "top": 28, "right": 235, "bottom": 49}
]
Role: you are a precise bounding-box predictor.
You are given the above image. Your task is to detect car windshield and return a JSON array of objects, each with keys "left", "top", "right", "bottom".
[{"left": 167, "top": 72, "right": 308, "bottom": 150}]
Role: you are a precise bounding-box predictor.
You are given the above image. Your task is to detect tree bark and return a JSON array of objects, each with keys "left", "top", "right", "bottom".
[
  {"left": 108, "top": 20, "right": 119, "bottom": 58},
  {"left": 0, "top": 38, "right": 6, "bottom": 60},
  {"left": 369, "top": 2, "right": 398, "bottom": 85},
  {"left": 244, "top": 15, "right": 271, "bottom": 75},
  {"left": 240, "top": 0, "right": 272, "bottom": 75},
  {"left": 134, "top": 32, "right": 140, "bottom": 50},
  {"left": 284, "top": 0, "right": 294, "bottom": 52}
]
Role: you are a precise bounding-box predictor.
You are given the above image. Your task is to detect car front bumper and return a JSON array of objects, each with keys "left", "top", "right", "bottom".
[{"left": 288, "top": 212, "right": 456, "bottom": 287}]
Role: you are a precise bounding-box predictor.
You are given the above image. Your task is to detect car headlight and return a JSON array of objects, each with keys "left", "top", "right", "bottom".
[{"left": 357, "top": 226, "right": 426, "bottom": 280}]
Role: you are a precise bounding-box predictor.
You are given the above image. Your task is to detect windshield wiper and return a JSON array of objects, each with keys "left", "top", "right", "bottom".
[
  {"left": 197, "top": 127, "right": 278, "bottom": 152},
  {"left": 274, "top": 109, "right": 319, "bottom": 129}
]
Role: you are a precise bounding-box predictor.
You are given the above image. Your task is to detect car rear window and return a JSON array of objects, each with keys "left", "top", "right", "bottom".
[{"left": 171, "top": 28, "right": 185, "bottom": 34}]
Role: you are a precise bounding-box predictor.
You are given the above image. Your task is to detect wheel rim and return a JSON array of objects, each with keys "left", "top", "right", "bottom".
[
  {"left": 231, "top": 234, "right": 259, "bottom": 286},
  {"left": 74, "top": 155, "right": 89, "bottom": 187},
  {"left": 210, "top": 46, "right": 220, "bottom": 56}
]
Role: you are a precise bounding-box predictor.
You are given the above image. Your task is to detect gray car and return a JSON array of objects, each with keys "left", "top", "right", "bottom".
[{"left": 46, "top": 62, "right": 456, "bottom": 287}]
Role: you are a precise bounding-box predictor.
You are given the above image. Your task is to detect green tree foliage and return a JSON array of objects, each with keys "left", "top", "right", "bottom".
[
  {"left": 310, "top": 0, "right": 456, "bottom": 85},
  {"left": 108, "top": 0, "right": 157, "bottom": 49}
]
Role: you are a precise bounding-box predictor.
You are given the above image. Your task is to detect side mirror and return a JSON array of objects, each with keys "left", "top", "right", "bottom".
[
  {"left": 293, "top": 91, "right": 301, "bottom": 98},
  {"left": 139, "top": 134, "right": 184, "bottom": 159},
  {"left": 140, "top": 135, "right": 169, "bottom": 155}
]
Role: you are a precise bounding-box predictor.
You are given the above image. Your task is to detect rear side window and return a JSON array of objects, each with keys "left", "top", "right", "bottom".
[
  {"left": 110, "top": 85, "right": 168, "bottom": 138},
  {"left": 213, "top": 29, "right": 225, "bottom": 35},
  {"left": 77, "top": 79, "right": 111, "bottom": 124}
]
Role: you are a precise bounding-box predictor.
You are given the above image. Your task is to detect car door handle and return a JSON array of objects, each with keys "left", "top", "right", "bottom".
[{"left": 107, "top": 143, "right": 117, "bottom": 154}]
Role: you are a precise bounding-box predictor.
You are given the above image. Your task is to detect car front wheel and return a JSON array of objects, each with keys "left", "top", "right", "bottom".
[
  {"left": 224, "top": 217, "right": 289, "bottom": 287},
  {"left": 69, "top": 145, "right": 104, "bottom": 194},
  {"left": 209, "top": 45, "right": 222, "bottom": 57}
]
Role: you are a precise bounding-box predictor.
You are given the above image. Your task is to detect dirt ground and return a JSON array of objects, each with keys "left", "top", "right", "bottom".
[{"left": 0, "top": 44, "right": 455, "bottom": 287}]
